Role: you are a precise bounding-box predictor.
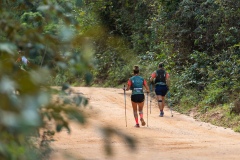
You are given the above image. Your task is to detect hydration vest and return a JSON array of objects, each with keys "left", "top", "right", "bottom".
[
  {"left": 130, "top": 76, "right": 144, "bottom": 95},
  {"left": 155, "top": 69, "right": 166, "bottom": 85}
]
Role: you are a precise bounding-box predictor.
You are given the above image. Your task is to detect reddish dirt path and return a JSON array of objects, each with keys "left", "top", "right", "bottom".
[{"left": 49, "top": 87, "right": 240, "bottom": 160}]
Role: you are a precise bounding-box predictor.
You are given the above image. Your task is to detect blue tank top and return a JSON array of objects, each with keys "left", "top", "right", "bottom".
[{"left": 130, "top": 76, "right": 144, "bottom": 95}]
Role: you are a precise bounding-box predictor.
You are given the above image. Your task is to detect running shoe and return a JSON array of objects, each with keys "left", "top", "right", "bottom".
[
  {"left": 135, "top": 124, "right": 140, "bottom": 128},
  {"left": 159, "top": 111, "right": 164, "bottom": 117},
  {"left": 140, "top": 118, "right": 146, "bottom": 126}
]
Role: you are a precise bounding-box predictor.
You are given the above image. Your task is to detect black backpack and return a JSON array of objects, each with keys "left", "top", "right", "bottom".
[{"left": 155, "top": 69, "right": 166, "bottom": 84}]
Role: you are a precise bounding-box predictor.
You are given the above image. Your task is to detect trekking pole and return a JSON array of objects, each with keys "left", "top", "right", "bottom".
[
  {"left": 167, "top": 92, "right": 173, "bottom": 117},
  {"left": 150, "top": 84, "right": 152, "bottom": 114},
  {"left": 124, "top": 85, "right": 127, "bottom": 127},
  {"left": 147, "top": 92, "right": 149, "bottom": 127}
]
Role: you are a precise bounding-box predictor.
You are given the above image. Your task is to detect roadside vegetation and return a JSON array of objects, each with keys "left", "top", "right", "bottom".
[
  {"left": 83, "top": 0, "right": 240, "bottom": 132},
  {"left": 0, "top": 0, "right": 239, "bottom": 159}
]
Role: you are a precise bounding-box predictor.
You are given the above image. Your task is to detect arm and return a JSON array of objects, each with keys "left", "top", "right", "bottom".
[
  {"left": 149, "top": 72, "right": 156, "bottom": 83},
  {"left": 16, "top": 57, "right": 21, "bottom": 62},
  {"left": 166, "top": 73, "right": 170, "bottom": 88},
  {"left": 143, "top": 80, "right": 150, "bottom": 93},
  {"left": 126, "top": 79, "right": 132, "bottom": 91}
]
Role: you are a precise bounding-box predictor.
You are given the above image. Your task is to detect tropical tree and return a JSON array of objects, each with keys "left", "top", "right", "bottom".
[{"left": 0, "top": 0, "right": 136, "bottom": 159}]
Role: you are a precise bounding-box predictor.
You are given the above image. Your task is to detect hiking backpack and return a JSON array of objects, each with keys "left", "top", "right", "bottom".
[{"left": 155, "top": 69, "right": 166, "bottom": 84}]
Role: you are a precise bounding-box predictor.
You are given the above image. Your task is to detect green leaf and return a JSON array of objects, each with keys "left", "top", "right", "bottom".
[
  {"left": 75, "top": 0, "right": 84, "bottom": 7},
  {"left": 0, "top": 43, "right": 16, "bottom": 55}
]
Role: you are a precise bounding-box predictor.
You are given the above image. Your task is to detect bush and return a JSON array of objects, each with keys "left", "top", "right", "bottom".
[
  {"left": 231, "top": 99, "right": 240, "bottom": 114},
  {"left": 179, "top": 89, "right": 201, "bottom": 113},
  {"left": 202, "top": 78, "right": 230, "bottom": 105}
]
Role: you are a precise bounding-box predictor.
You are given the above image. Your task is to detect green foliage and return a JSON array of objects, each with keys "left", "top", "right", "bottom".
[
  {"left": 197, "top": 104, "right": 240, "bottom": 132},
  {"left": 82, "top": 0, "right": 240, "bottom": 135},
  {"left": 161, "top": 0, "right": 240, "bottom": 110},
  {"left": 234, "top": 125, "right": 240, "bottom": 132},
  {"left": 230, "top": 98, "right": 240, "bottom": 115},
  {"left": 107, "top": 64, "right": 132, "bottom": 86},
  {"left": 202, "top": 78, "right": 229, "bottom": 105},
  {"left": 85, "top": 0, "right": 239, "bottom": 114},
  {"left": 21, "top": 12, "right": 44, "bottom": 28},
  {"left": 50, "top": 73, "right": 68, "bottom": 86},
  {"left": 178, "top": 89, "right": 201, "bottom": 114},
  {"left": 0, "top": 0, "right": 137, "bottom": 159}
]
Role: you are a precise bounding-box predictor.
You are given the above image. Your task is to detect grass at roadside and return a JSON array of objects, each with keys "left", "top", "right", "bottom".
[{"left": 178, "top": 104, "right": 240, "bottom": 133}]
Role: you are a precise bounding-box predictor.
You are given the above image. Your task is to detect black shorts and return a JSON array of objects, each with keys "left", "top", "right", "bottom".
[{"left": 131, "top": 94, "right": 145, "bottom": 103}]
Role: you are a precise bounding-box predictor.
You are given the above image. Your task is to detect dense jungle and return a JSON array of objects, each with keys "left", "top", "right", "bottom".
[{"left": 0, "top": 0, "right": 239, "bottom": 159}]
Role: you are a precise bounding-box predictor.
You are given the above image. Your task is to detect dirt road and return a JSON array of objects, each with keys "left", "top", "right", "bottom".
[{"left": 49, "top": 87, "right": 240, "bottom": 160}]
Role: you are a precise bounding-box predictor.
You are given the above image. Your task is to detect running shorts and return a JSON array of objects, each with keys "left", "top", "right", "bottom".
[
  {"left": 131, "top": 94, "right": 145, "bottom": 103},
  {"left": 155, "top": 85, "right": 168, "bottom": 96}
]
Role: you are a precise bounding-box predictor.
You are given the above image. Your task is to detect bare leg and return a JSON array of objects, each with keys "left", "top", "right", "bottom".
[
  {"left": 156, "top": 95, "right": 162, "bottom": 110},
  {"left": 162, "top": 96, "right": 165, "bottom": 111},
  {"left": 138, "top": 101, "right": 146, "bottom": 126},
  {"left": 131, "top": 101, "right": 139, "bottom": 125},
  {"left": 138, "top": 101, "right": 144, "bottom": 113},
  {"left": 157, "top": 95, "right": 165, "bottom": 116}
]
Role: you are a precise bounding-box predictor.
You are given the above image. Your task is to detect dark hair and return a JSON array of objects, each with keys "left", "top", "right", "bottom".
[
  {"left": 133, "top": 65, "right": 139, "bottom": 74},
  {"left": 158, "top": 62, "right": 164, "bottom": 68}
]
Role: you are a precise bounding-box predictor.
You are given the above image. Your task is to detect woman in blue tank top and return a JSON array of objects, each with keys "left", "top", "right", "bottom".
[{"left": 125, "top": 65, "right": 149, "bottom": 127}]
